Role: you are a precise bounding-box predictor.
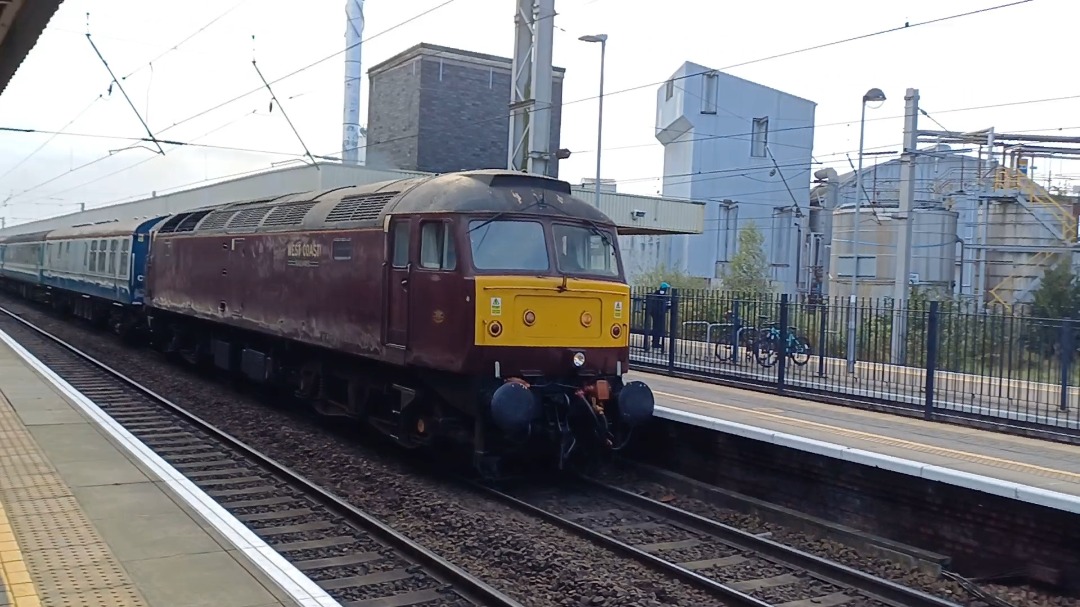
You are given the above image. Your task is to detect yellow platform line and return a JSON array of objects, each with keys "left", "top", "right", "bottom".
[
  {"left": 656, "top": 390, "right": 1080, "bottom": 483},
  {"left": 0, "top": 501, "right": 41, "bottom": 607}
]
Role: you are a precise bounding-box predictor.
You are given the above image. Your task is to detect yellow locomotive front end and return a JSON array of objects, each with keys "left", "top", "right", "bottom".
[
  {"left": 464, "top": 214, "right": 655, "bottom": 472},
  {"left": 473, "top": 275, "right": 629, "bottom": 353}
]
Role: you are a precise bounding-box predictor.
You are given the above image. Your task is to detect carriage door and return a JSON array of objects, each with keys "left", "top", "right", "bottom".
[{"left": 385, "top": 218, "right": 412, "bottom": 349}]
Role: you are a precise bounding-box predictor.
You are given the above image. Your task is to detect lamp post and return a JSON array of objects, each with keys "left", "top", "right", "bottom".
[
  {"left": 579, "top": 34, "right": 608, "bottom": 205},
  {"left": 846, "top": 87, "right": 886, "bottom": 374}
]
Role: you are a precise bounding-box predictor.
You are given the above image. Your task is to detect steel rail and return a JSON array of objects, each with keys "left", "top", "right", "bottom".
[
  {"left": 468, "top": 479, "right": 774, "bottom": 607},
  {"left": 0, "top": 307, "right": 523, "bottom": 607},
  {"left": 578, "top": 476, "right": 963, "bottom": 607}
]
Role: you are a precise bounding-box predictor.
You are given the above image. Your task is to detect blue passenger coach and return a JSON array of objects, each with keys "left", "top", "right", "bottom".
[
  {"left": 0, "top": 230, "right": 50, "bottom": 296},
  {"left": 39, "top": 217, "right": 167, "bottom": 331}
]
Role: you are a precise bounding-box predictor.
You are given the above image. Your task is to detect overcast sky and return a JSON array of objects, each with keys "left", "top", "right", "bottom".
[{"left": 0, "top": 0, "right": 1077, "bottom": 227}]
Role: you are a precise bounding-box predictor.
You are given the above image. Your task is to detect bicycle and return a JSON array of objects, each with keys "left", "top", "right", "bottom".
[
  {"left": 752, "top": 321, "right": 811, "bottom": 368},
  {"left": 714, "top": 323, "right": 759, "bottom": 363}
]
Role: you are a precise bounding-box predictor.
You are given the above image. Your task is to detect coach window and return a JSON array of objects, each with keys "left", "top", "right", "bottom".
[
  {"left": 89, "top": 241, "right": 98, "bottom": 273},
  {"left": 108, "top": 239, "right": 118, "bottom": 275},
  {"left": 391, "top": 221, "right": 410, "bottom": 267},
  {"left": 119, "top": 240, "right": 130, "bottom": 278},
  {"left": 420, "top": 222, "right": 456, "bottom": 270}
]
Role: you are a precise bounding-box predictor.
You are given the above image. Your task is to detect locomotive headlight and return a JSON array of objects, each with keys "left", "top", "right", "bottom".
[
  {"left": 580, "top": 312, "right": 593, "bottom": 328},
  {"left": 488, "top": 321, "right": 503, "bottom": 337},
  {"left": 523, "top": 310, "right": 536, "bottom": 326},
  {"left": 572, "top": 352, "right": 586, "bottom": 367},
  {"left": 610, "top": 324, "right": 622, "bottom": 338}
]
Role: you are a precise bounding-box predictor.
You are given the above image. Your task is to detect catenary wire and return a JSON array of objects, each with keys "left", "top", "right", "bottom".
[
  {"left": 0, "top": 1, "right": 1058, "bottom": 210},
  {"left": 66, "top": 120, "right": 1069, "bottom": 218},
  {"left": 0, "top": 0, "right": 459, "bottom": 203},
  {"left": 0, "top": 0, "right": 260, "bottom": 192},
  {"left": 330, "top": 0, "right": 1039, "bottom": 160}
]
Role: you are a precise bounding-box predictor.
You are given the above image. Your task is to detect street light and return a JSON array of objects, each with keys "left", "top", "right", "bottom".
[
  {"left": 846, "top": 87, "right": 886, "bottom": 374},
  {"left": 579, "top": 33, "right": 608, "bottom": 206}
]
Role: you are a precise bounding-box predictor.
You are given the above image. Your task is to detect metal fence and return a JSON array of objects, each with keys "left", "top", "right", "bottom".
[{"left": 629, "top": 288, "right": 1080, "bottom": 441}]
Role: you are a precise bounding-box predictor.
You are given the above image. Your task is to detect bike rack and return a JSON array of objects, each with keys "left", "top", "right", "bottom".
[{"left": 710, "top": 323, "right": 758, "bottom": 364}]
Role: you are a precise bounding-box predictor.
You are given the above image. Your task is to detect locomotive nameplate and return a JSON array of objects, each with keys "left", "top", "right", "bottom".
[{"left": 286, "top": 241, "right": 322, "bottom": 267}]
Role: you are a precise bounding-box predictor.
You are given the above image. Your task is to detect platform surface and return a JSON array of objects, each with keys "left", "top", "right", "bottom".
[
  {"left": 0, "top": 340, "right": 307, "bottom": 607},
  {"left": 632, "top": 369, "right": 1080, "bottom": 512}
]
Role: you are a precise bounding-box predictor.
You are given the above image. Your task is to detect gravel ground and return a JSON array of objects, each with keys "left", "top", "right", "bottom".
[
  {"left": 5, "top": 296, "right": 1077, "bottom": 607},
  {"left": 0, "top": 298, "right": 723, "bottom": 607},
  {"left": 591, "top": 463, "right": 1079, "bottom": 607}
]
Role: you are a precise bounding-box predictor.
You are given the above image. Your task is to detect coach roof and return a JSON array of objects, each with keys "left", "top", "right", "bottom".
[{"left": 46, "top": 216, "right": 170, "bottom": 240}]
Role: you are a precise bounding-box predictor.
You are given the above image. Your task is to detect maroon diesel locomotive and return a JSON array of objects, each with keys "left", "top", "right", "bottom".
[{"left": 144, "top": 170, "right": 654, "bottom": 473}]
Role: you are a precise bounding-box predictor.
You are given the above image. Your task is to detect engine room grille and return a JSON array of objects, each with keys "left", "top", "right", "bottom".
[
  {"left": 262, "top": 201, "right": 317, "bottom": 227},
  {"left": 196, "top": 210, "right": 237, "bottom": 231},
  {"left": 325, "top": 192, "right": 399, "bottom": 223},
  {"left": 159, "top": 210, "right": 212, "bottom": 233},
  {"left": 226, "top": 206, "right": 273, "bottom": 230}
]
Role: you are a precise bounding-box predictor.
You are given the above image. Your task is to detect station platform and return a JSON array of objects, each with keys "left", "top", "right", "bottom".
[
  {"left": 0, "top": 339, "right": 336, "bottom": 607},
  {"left": 631, "top": 369, "right": 1080, "bottom": 514}
]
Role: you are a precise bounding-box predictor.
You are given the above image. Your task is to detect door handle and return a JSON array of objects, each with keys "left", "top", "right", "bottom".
[{"left": 401, "top": 278, "right": 409, "bottom": 288}]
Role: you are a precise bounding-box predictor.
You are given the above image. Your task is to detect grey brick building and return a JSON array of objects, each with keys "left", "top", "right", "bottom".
[{"left": 366, "top": 42, "right": 566, "bottom": 178}]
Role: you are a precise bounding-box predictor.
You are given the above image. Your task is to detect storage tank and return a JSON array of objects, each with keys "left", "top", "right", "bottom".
[{"left": 828, "top": 203, "right": 958, "bottom": 299}]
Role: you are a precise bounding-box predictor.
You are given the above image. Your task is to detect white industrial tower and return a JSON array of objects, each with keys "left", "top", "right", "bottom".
[
  {"left": 507, "top": 0, "right": 555, "bottom": 175},
  {"left": 342, "top": 0, "right": 365, "bottom": 165}
]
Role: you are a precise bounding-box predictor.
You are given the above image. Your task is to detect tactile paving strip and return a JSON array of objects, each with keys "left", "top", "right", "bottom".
[{"left": 0, "top": 394, "right": 147, "bottom": 607}]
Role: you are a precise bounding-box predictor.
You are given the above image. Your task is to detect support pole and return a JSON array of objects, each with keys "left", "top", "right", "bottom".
[
  {"left": 507, "top": 0, "right": 555, "bottom": 176},
  {"left": 890, "top": 88, "right": 919, "bottom": 365},
  {"left": 845, "top": 102, "right": 868, "bottom": 374},
  {"left": 977, "top": 129, "right": 995, "bottom": 311},
  {"left": 341, "top": 0, "right": 365, "bottom": 165}
]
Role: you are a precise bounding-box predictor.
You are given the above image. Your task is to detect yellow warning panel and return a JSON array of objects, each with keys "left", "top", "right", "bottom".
[
  {"left": 0, "top": 393, "right": 147, "bottom": 607},
  {"left": 0, "top": 500, "right": 41, "bottom": 607}
]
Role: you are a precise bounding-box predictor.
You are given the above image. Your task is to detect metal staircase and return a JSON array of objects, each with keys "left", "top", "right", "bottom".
[{"left": 987, "top": 167, "right": 1078, "bottom": 306}]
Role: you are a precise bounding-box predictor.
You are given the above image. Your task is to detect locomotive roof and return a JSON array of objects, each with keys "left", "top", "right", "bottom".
[
  {"left": 46, "top": 216, "right": 170, "bottom": 240},
  {"left": 153, "top": 169, "right": 616, "bottom": 237}
]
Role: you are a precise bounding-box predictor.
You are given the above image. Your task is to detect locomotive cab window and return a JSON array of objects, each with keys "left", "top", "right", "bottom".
[
  {"left": 468, "top": 219, "right": 548, "bottom": 272},
  {"left": 553, "top": 224, "right": 619, "bottom": 277},
  {"left": 420, "top": 222, "right": 456, "bottom": 270}
]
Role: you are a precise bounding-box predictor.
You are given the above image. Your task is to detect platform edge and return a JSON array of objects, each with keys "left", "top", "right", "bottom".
[
  {"left": 0, "top": 328, "right": 342, "bottom": 607},
  {"left": 654, "top": 404, "right": 1080, "bottom": 515}
]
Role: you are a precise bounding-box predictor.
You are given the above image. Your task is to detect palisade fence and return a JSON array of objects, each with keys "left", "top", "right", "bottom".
[{"left": 628, "top": 287, "right": 1080, "bottom": 439}]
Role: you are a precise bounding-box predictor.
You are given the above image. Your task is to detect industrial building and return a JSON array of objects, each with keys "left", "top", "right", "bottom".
[
  {"left": 365, "top": 43, "right": 566, "bottom": 177},
  {"left": 817, "top": 143, "right": 1080, "bottom": 306},
  {"left": 625, "top": 62, "right": 816, "bottom": 290}
]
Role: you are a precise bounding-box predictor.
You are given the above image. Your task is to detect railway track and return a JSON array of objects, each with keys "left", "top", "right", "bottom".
[
  {"left": 0, "top": 309, "right": 522, "bottom": 607},
  {"left": 475, "top": 476, "right": 964, "bottom": 607}
]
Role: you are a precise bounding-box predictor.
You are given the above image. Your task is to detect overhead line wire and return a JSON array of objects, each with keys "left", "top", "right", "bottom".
[
  {"left": 330, "top": 0, "right": 1036, "bottom": 158},
  {"left": 0, "top": 0, "right": 459, "bottom": 205},
  {"left": 0, "top": 0, "right": 256, "bottom": 196},
  {"left": 1, "top": 0, "right": 1047, "bottom": 208}
]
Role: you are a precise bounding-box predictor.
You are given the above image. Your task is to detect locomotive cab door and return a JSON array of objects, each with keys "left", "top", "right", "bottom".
[{"left": 384, "top": 218, "right": 412, "bottom": 354}]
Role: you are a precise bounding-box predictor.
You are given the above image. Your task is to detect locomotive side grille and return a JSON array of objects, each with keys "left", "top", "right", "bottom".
[
  {"left": 325, "top": 192, "right": 399, "bottom": 223},
  {"left": 197, "top": 210, "right": 238, "bottom": 231},
  {"left": 262, "top": 201, "right": 317, "bottom": 227},
  {"left": 226, "top": 207, "right": 274, "bottom": 230},
  {"left": 159, "top": 210, "right": 213, "bottom": 233}
]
